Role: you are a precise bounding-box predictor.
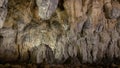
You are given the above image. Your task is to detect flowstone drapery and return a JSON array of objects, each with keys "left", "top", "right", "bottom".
[{"left": 0, "top": 0, "right": 120, "bottom": 65}]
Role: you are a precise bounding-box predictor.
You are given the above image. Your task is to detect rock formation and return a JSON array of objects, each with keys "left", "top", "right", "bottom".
[
  {"left": 36, "top": 0, "right": 59, "bottom": 20},
  {"left": 0, "top": 0, "right": 120, "bottom": 65},
  {"left": 0, "top": 0, "right": 8, "bottom": 28}
]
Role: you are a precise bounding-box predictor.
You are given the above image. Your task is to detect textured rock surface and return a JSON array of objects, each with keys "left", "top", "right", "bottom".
[
  {"left": 0, "top": 28, "right": 18, "bottom": 62},
  {"left": 36, "top": 0, "right": 59, "bottom": 20},
  {"left": 0, "top": 0, "right": 8, "bottom": 28},
  {"left": 0, "top": 63, "right": 120, "bottom": 68},
  {"left": 0, "top": 0, "right": 120, "bottom": 65}
]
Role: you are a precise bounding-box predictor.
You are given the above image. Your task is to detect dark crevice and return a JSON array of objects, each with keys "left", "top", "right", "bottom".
[
  {"left": 0, "top": 35, "right": 3, "bottom": 44},
  {"left": 58, "top": 0, "right": 65, "bottom": 11}
]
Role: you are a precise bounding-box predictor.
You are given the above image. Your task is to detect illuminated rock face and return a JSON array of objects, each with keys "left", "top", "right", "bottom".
[
  {"left": 36, "top": 0, "right": 59, "bottom": 20},
  {"left": 0, "top": 0, "right": 120, "bottom": 64},
  {"left": 0, "top": 28, "right": 18, "bottom": 62},
  {"left": 0, "top": 0, "right": 8, "bottom": 28}
]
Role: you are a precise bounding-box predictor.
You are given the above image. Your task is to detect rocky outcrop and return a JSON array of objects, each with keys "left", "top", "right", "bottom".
[{"left": 0, "top": 0, "right": 120, "bottom": 65}]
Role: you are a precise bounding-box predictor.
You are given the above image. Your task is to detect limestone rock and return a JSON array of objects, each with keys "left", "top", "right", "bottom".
[
  {"left": 0, "top": 0, "right": 8, "bottom": 28},
  {"left": 36, "top": 0, "right": 59, "bottom": 20},
  {"left": 0, "top": 28, "right": 18, "bottom": 62},
  {"left": 30, "top": 44, "right": 54, "bottom": 64},
  {"left": 0, "top": 0, "right": 120, "bottom": 65}
]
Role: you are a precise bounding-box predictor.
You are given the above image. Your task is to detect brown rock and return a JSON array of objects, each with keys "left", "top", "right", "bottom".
[
  {"left": 0, "top": 0, "right": 120, "bottom": 65},
  {"left": 0, "top": 0, "right": 8, "bottom": 28},
  {"left": 0, "top": 28, "right": 18, "bottom": 62}
]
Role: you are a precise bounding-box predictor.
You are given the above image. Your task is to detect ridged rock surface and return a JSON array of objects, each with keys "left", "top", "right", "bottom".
[
  {"left": 0, "top": 0, "right": 120, "bottom": 65},
  {"left": 0, "top": 0, "right": 8, "bottom": 28}
]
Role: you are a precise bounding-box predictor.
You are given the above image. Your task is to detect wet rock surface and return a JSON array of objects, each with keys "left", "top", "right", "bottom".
[{"left": 0, "top": 0, "right": 120, "bottom": 66}]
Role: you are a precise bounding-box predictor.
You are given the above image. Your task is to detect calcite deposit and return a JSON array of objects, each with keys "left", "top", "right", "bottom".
[
  {"left": 0, "top": 0, "right": 120, "bottom": 65},
  {"left": 36, "top": 0, "right": 59, "bottom": 20},
  {"left": 0, "top": 0, "right": 8, "bottom": 28}
]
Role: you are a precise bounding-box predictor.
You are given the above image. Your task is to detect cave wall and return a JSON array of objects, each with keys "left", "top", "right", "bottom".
[{"left": 0, "top": 0, "right": 120, "bottom": 64}]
